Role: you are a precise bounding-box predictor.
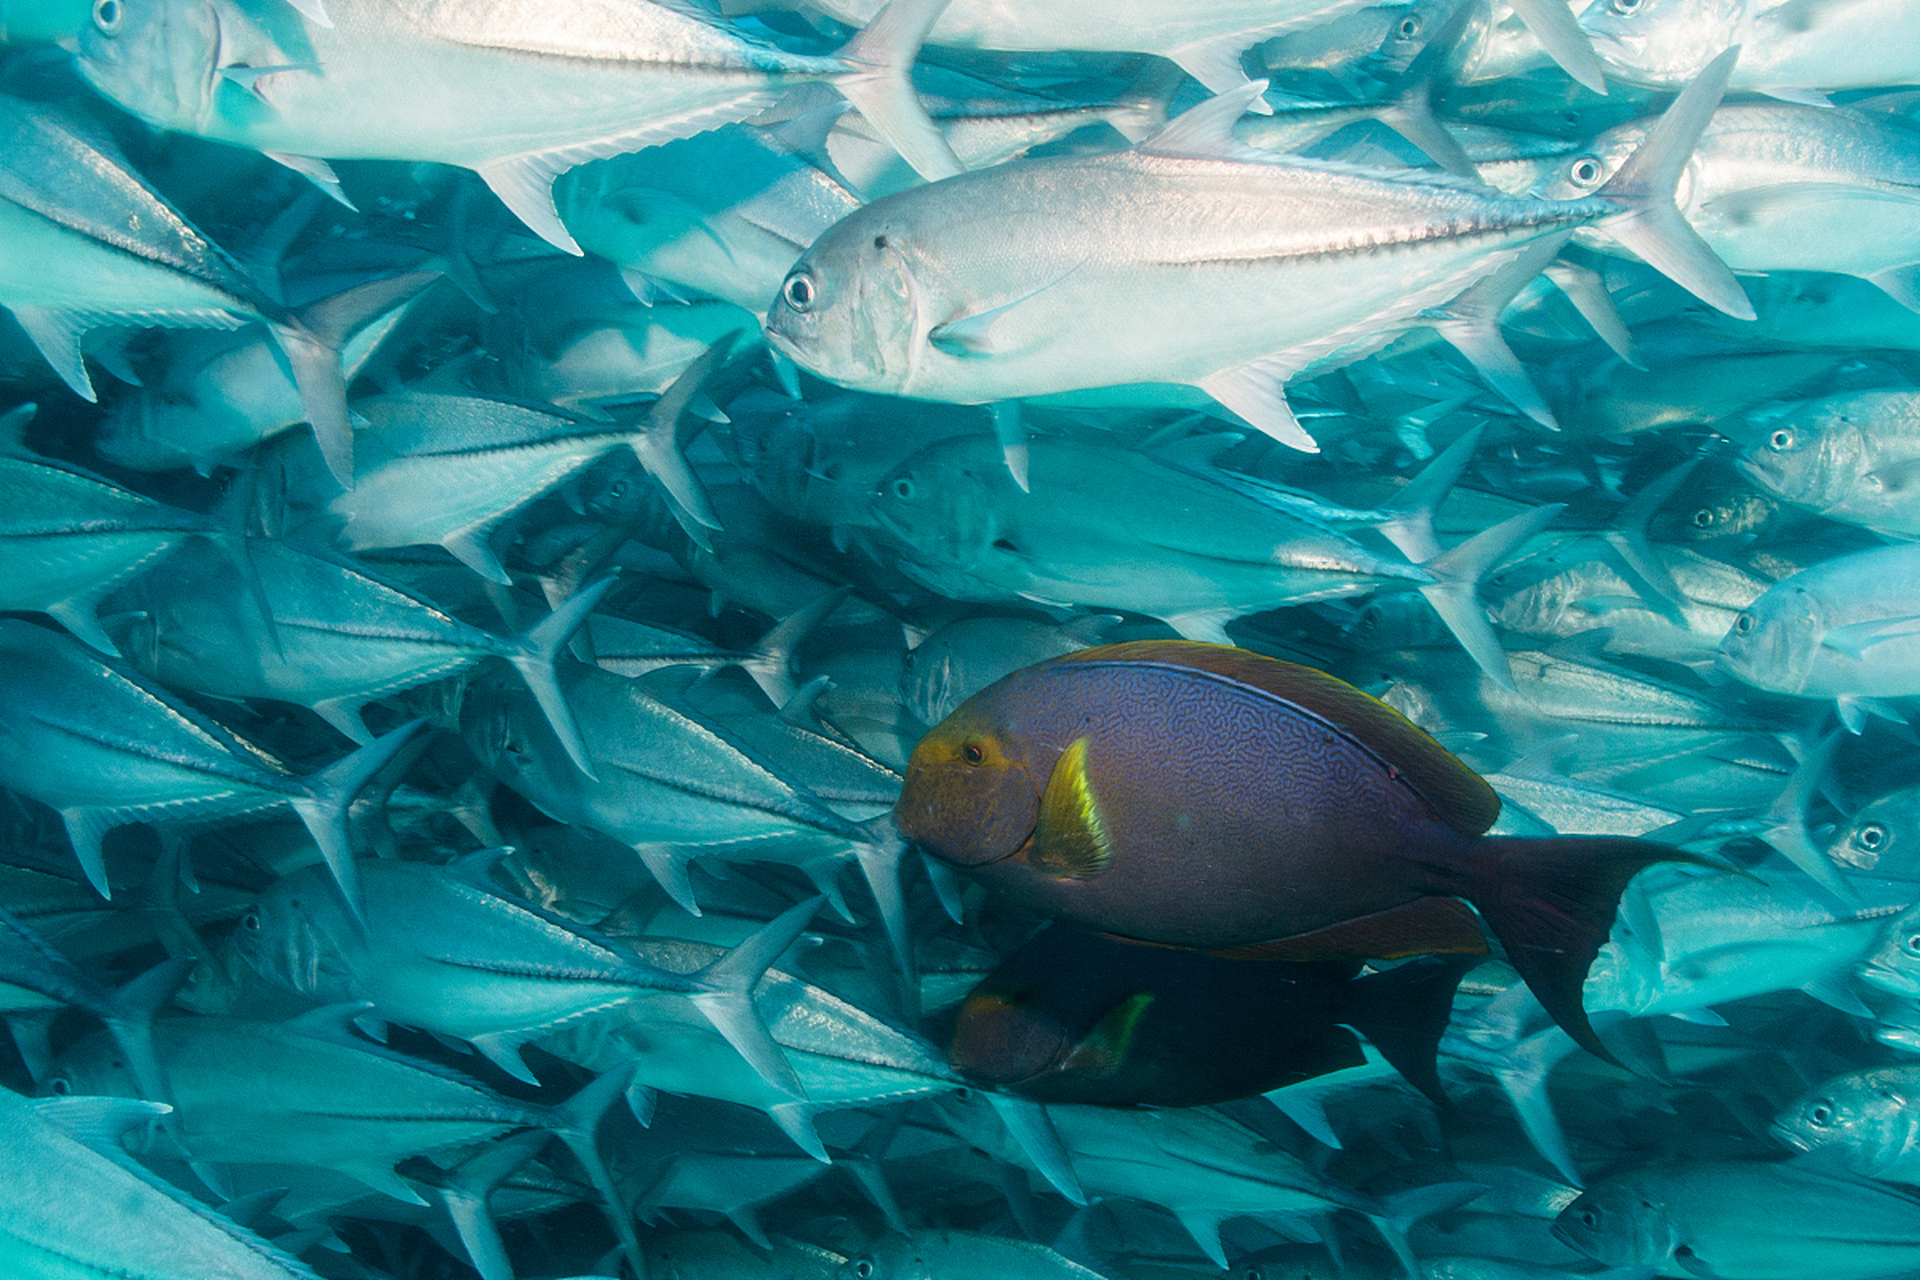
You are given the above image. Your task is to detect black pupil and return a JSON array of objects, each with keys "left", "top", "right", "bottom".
[
  {"left": 894, "top": 478, "right": 913, "bottom": 499},
  {"left": 1773, "top": 431, "right": 1791, "bottom": 448},
  {"left": 786, "top": 275, "right": 813, "bottom": 308},
  {"left": 964, "top": 743, "right": 983, "bottom": 763},
  {"left": 97, "top": 0, "right": 117, "bottom": 22},
  {"left": 1693, "top": 509, "right": 1714, "bottom": 527}
]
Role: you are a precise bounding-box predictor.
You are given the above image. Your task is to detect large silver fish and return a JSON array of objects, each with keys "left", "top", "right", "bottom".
[
  {"left": 74, "top": 0, "right": 961, "bottom": 253},
  {"left": 764, "top": 53, "right": 1749, "bottom": 453},
  {"left": 1737, "top": 389, "right": 1920, "bottom": 536}
]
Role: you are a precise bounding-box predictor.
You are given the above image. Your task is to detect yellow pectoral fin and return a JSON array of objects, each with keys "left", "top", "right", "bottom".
[
  {"left": 1033, "top": 735, "right": 1114, "bottom": 880},
  {"left": 1059, "top": 992, "right": 1154, "bottom": 1078}
]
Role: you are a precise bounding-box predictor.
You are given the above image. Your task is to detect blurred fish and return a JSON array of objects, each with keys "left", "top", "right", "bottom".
[
  {"left": 1581, "top": 0, "right": 1920, "bottom": 97},
  {"left": 0, "top": 1084, "right": 324, "bottom": 1280},
  {"left": 1555, "top": 1159, "right": 1920, "bottom": 1280}
]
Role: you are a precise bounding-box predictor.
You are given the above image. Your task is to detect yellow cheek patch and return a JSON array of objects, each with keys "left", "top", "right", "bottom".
[{"left": 1033, "top": 735, "right": 1114, "bottom": 880}]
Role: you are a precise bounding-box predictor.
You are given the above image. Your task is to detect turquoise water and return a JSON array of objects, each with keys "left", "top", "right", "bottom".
[{"left": 4, "top": 5, "right": 1920, "bottom": 1279}]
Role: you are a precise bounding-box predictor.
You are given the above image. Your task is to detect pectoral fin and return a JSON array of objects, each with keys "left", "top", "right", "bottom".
[
  {"left": 1057, "top": 992, "right": 1154, "bottom": 1078},
  {"left": 1032, "top": 736, "right": 1113, "bottom": 880}
]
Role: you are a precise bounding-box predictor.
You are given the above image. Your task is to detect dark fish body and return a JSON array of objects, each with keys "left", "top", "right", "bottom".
[
  {"left": 946, "top": 922, "right": 1470, "bottom": 1107},
  {"left": 896, "top": 639, "right": 1681, "bottom": 1055}
]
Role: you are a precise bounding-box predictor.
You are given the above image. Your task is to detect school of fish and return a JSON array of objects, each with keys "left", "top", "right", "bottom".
[{"left": 4, "top": 0, "right": 1920, "bottom": 1275}]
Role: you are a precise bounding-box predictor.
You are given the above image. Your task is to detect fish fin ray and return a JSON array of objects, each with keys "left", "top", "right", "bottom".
[{"left": 1032, "top": 736, "right": 1114, "bottom": 881}]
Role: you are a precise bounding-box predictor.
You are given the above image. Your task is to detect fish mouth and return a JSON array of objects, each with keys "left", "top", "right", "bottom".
[
  {"left": 1769, "top": 1121, "right": 1812, "bottom": 1152},
  {"left": 1860, "top": 962, "right": 1920, "bottom": 997}
]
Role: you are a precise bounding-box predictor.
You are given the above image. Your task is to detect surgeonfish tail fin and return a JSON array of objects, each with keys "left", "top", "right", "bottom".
[
  {"left": 1417, "top": 502, "right": 1566, "bottom": 690},
  {"left": 834, "top": 0, "right": 965, "bottom": 182},
  {"left": 1467, "top": 835, "right": 1698, "bottom": 1064},
  {"left": 689, "top": 895, "right": 823, "bottom": 1100},
  {"left": 501, "top": 574, "right": 616, "bottom": 780},
  {"left": 1592, "top": 47, "right": 1755, "bottom": 320},
  {"left": 1343, "top": 955, "right": 1475, "bottom": 1108},
  {"left": 287, "top": 718, "right": 431, "bottom": 924}
]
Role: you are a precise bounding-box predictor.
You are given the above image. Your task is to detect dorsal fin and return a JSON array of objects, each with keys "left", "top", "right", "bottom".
[{"left": 1057, "top": 640, "right": 1501, "bottom": 836}]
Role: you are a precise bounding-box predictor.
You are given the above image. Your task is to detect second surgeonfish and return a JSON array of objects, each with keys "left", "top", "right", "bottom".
[
  {"left": 894, "top": 640, "right": 1691, "bottom": 1059},
  {"left": 764, "top": 54, "right": 1751, "bottom": 454},
  {"left": 945, "top": 922, "right": 1474, "bottom": 1106}
]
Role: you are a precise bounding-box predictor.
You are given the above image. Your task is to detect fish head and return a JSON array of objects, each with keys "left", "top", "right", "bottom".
[
  {"left": 1716, "top": 583, "right": 1821, "bottom": 693},
  {"left": 1579, "top": 0, "right": 1744, "bottom": 87},
  {"left": 41, "top": 1031, "right": 136, "bottom": 1101},
  {"left": 1737, "top": 403, "right": 1865, "bottom": 512},
  {"left": 1667, "top": 486, "right": 1780, "bottom": 543},
  {"left": 1829, "top": 788, "right": 1920, "bottom": 875},
  {"left": 868, "top": 443, "right": 1008, "bottom": 572},
  {"left": 1529, "top": 125, "right": 1648, "bottom": 204},
  {"left": 75, "top": 0, "right": 222, "bottom": 132},
  {"left": 1552, "top": 1179, "right": 1677, "bottom": 1267},
  {"left": 233, "top": 867, "right": 358, "bottom": 1001},
  {"left": 947, "top": 980, "right": 1069, "bottom": 1084},
  {"left": 764, "top": 213, "right": 926, "bottom": 396},
  {"left": 895, "top": 683, "right": 1043, "bottom": 868},
  {"left": 1861, "top": 904, "right": 1920, "bottom": 998},
  {"left": 1766, "top": 1074, "right": 1904, "bottom": 1159}
]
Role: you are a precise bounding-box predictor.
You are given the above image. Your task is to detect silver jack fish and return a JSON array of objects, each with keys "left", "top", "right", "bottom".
[
  {"left": 764, "top": 51, "right": 1751, "bottom": 454},
  {"left": 74, "top": 0, "right": 963, "bottom": 253}
]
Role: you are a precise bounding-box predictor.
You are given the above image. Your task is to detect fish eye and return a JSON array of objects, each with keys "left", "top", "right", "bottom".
[
  {"left": 1860, "top": 823, "right": 1889, "bottom": 851},
  {"left": 1905, "top": 932, "right": 1920, "bottom": 956},
  {"left": 962, "top": 741, "right": 985, "bottom": 765},
  {"left": 890, "top": 474, "right": 917, "bottom": 502},
  {"left": 241, "top": 911, "right": 261, "bottom": 931},
  {"left": 1610, "top": 0, "right": 1642, "bottom": 13},
  {"left": 1397, "top": 14, "right": 1421, "bottom": 37},
  {"left": 48, "top": 1076, "right": 70, "bottom": 1095},
  {"left": 1568, "top": 156, "right": 1605, "bottom": 188},
  {"left": 1692, "top": 507, "right": 1716, "bottom": 528},
  {"left": 781, "top": 270, "right": 816, "bottom": 313},
  {"left": 1769, "top": 428, "right": 1796, "bottom": 451},
  {"left": 1808, "top": 1101, "right": 1835, "bottom": 1127},
  {"left": 1577, "top": 1207, "right": 1599, "bottom": 1228},
  {"left": 852, "top": 1262, "right": 875, "bottom": 1280},
  {"left": 93, "top": 0, "right": 122, "bottom": 31},
  {"left": 1734, "top": 612, "right": 1753, "bottom": 633}
]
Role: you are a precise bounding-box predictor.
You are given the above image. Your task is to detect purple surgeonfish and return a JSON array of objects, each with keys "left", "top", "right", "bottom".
[{"left": 894, "top": 639, "right": 1690, "bottom": 1060}]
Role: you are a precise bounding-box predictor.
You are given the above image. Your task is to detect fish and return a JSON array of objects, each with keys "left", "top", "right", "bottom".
[
  {"left": 0, "top": 402, "right": 216, "bottom": 653},
  {"left": 233, "top": 855, "right": 822, "bottom": 1099},
  {"left": 1737, "top": 389, "right": 1920, "bottom": 536},
  {"left": 0, "top": 1084, "right": 324, "bottom": 1280},
  {"left": 0, "top": 618, "right": 423, "bottom": 905},
  {"left": 1717, "top": 543, "right": 1920, "bottom": 730},
  {"left": 0, "top": 89, "right": 353, "bottom": 482},
  {"left": 763, "top": 53, "right": 1750, "bottom": 454},
  {"left": 74, "top": 0, "right": 962, "bottom": 253},
  {"left": 1580, "top": 0, "right": 1920, "bottom": 98},
  {"left": 1554, "top": 1159, "right": 1920, "bottom": 1280},
  {"left": 894, "top": 638, "right": 1691, "bottom": 1058},
  {"left": 1526, "top": 102, "right": 1920, "bottom": 312},
  {"left": 1774, "top": 1064, "right": 1920, "bottom": 1182},
  {"left": 945, "top": 923, "right": 1474, "bottom": 1106}
]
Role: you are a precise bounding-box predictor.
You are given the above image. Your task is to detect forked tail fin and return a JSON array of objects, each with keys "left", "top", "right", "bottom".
[{"left": 1466, "top": 835, "right": 1695, "bottom": 1062}]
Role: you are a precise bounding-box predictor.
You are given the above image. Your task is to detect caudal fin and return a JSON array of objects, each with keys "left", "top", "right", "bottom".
[
  {"left": 835, "top": 0, "right": 964, "bottom": 183},
  {"left": 1592, "top": 47, "right": 1754, "bottom": 320},
  {"left": 1468, "top": 835, "right": 1693, "bottom": 1062}
]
